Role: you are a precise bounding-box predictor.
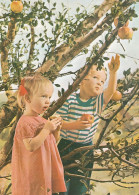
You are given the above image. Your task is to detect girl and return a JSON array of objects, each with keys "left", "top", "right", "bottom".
[{"left": 11, "top": 74, "right": 66, "bottom": 195}]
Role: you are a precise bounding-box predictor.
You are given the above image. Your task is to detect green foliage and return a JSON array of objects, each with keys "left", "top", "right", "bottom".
[{"left": 0, "top": 0, "right": 91, "bottom": 88}]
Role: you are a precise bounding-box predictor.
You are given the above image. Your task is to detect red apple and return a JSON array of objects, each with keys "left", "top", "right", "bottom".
[
  {"left": 10, "top": 1, "right": 23, "bottom": 13},
  {"left": 80, "top": 114, "right": 94, "bottom": 124}
]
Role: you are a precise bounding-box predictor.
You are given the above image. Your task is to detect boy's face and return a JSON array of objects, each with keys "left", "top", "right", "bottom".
[{"left": 80, "top": 66, "right": 106, "bottom": 98}]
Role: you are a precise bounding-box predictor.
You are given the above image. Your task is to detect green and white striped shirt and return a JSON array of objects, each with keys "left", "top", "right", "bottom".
[{"left": 57, "top": 92, "right": 104, "bottom": 144}]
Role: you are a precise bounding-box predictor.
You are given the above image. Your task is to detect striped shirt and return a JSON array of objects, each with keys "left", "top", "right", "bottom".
[{"left": 57, "top": 92, "right": 104, "bottom": 144}]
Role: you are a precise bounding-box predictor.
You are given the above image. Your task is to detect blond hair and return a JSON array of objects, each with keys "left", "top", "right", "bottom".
[
  {"left": 17, "top": 74, "right": 52, "bottom": 110},
  {"left": 88, "top": 65, "right": 107, "bottom": 78}
]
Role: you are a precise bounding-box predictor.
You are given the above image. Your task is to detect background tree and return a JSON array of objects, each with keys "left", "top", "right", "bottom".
[{"left": 0, "top": 0, "right": 138, "bottom": 194}]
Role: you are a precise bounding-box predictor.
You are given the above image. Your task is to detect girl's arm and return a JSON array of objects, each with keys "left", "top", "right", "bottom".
[
  {"left": 103, "top": 54, "right": 120, "bottom": 106},
  {"left": 23, "top": 117, "right": 61, "bottom": 152}
]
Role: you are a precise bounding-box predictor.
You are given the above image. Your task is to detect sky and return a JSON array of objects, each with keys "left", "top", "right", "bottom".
[{"left": 0, "top": 0, "right": 139, "bottom": 101}]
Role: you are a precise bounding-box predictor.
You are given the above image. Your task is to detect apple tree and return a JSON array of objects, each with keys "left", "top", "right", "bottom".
[{"left": 0, "top": 0, "right": 138, "bottom": 194}]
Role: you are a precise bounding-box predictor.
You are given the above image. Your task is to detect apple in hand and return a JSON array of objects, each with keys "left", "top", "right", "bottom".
[
  {"left": 10, "top": 1, "right": 23, "bottom": 13},
  {"left": 80, "top": 114, "right": 94, "bottom": 124}
]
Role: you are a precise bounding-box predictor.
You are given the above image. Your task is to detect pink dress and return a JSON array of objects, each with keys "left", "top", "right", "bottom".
[{"left": 11, "top": 115, "right": 66, "bottom": 195}]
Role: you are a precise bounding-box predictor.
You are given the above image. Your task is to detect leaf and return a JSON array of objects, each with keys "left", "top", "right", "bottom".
[
  {"left": 26, "top": 33, "right": 30, "bottom": 38},
  {"left": 53, "top": 2, "right": 56, "bottom": 7},
  {"left": 103, "top": 57, "right": 109, "bottom": 60},
  {"left": 58, "top": 90, "right": 61, "bottom": 97},
  {"left": 105, "top": 137, "right": 112, "bottom": 141},
  {"left": 120, "top": 54, "right": 125, "bottom": 58},
  {"left": 67, "top": 64, "right": 73, "bottom": 67},
  {"left": 115, "top": 130, "right": 121, "bottom": 135},
  {"left": 41, "top": 20, "right": 44, "bottom": 25},
  {"left": 105, "top": 33, "right": 109, "bottom": 41},
  {"left": 55, "top": 56, "right": 59, "bottom": 62},
  {"left": 32, "top": 20, "right": 38, "bottom": 27},
  {"left": 39, "top": 38, "right": 44, "bottom": 42},
  {"left": 55, "top": 83, "right": 61, "bottom": 87},
  {"left": 61, "top": 88, "right": 65, "bottom": 95},
  {"left": 76, "top": 7, "right": 80, "bottom": 13},
  {"left": 99, "top": 40, "right": 103, "bottom": 44}
]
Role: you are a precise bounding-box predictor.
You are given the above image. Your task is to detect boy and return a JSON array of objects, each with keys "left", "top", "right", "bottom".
[{"left": 57, "top": 54, "right": 120, "bottom": 195}]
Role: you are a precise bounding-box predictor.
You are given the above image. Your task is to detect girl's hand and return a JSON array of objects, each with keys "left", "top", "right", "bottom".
[
  {"left": 44, "top": 117, "right": 62, "bottom": 132},
  {"left": 108, "top": 54, "right": 120, "bottom": 72}
]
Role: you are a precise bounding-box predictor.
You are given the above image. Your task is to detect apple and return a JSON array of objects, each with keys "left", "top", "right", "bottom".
[
  {"left": 111, "top": 91, "right": 122, "bottom": 101},
  {"left": 10, "top": 1, "right": 23, "bottom": 13},
  {"left": 114, "top": 17, "right": 129, "bottom": 27},
  {"left": 118, "top": 26, "right": 133, "bottom": 39},
  {"left": 80, "top": 114, "right": 94, "bottom": 124}
]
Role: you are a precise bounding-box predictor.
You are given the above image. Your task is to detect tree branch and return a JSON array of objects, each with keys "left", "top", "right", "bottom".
[
  {"left": 1, "top": 17, "right": 16, "bottom": 96},
  {"left": 65, "top": 171, "right": 121, "bottom": 183},
  {"left": 109, "top": 146, "right": 139, "bottom": 169},
  {"left": 95, "top": 83, "right": 139, "bottom": 148},
  {"left": 27, "top": 26, "right": 35, "bottom": 70},
  {"left": 0, "top": 111, "right": 22, "bottom": 170}
]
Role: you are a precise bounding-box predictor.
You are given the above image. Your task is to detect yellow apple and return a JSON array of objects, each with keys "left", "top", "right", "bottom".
[
  {"left": 111, "top": 91, "right": 122, "bottom": 101},
  {"left": 10, "top": 1, "right": 23, "bottom": 13},
  {"left": 118, "top": 26, "right": 133, "bottom": 39}
]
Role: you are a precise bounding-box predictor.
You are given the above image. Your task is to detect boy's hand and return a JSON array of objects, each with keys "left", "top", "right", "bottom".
[
  {"left": 73, "top": 119, "right": 92, "bottom": 130},
  {"left": 108, "top": 54, "right": 120, "bottom": 72}
]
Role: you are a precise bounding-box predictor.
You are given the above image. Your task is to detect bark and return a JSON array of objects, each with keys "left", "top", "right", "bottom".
[
  {"left": 1, "top": 17, "right": 16, "bottom": 96},
  {"left": 27, "top": 26, "right": 35, "bottom": 71},
  {"left": 0, "top": 93, "right": 18, "bottom": 133},
  {"left": 0, "top": 111, "right": 22, "bottom": 170}
]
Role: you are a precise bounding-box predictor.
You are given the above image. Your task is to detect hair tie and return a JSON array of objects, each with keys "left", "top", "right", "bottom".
[{"left": 19, "top": 79, "right": 28, "bottom": 96}]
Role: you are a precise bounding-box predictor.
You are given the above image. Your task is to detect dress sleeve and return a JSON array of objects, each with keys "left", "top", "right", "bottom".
[{"left": 17, "top": 121, "right": 39, "bottom": 139}]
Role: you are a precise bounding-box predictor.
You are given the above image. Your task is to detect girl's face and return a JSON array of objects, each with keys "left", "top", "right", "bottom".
[
  {"left": 80, "top": 66, "right": 106, "bottom": 99},
  {"left": 25, "top": 83, "right": 53, "bottom": 116}
]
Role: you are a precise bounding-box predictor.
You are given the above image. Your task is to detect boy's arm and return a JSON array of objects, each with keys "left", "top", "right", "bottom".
[
  {"left": 62, "top": 120, "right": 91, "bottom": 130},
  {"left": 103, "top": 54, "right": 120, "bottom": 106}
]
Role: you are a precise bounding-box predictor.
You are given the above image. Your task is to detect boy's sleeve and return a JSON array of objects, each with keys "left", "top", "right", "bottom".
[
  {"left": 56, "top": 99, "right": 70, "bottom": 121},
  {"left": 96, "top": 93, "right": 104, "bottom": 114}
]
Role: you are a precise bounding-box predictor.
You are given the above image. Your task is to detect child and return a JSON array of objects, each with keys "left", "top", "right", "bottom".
[
  {"left": 57, "top": 54, "right": 120, "bottom": 195},
  {"left": 11, "top": 74, "right": 66, "bottom": 195}
]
